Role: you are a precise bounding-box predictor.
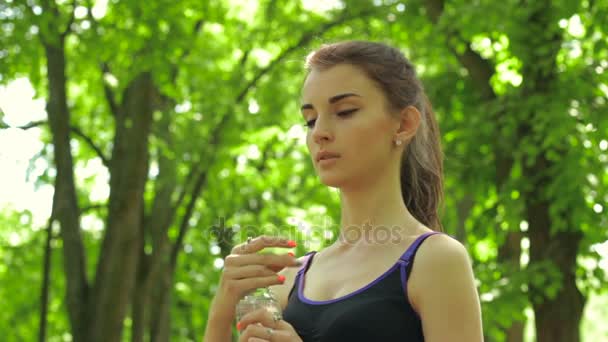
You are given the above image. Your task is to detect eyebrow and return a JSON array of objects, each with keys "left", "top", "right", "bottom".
[{"left": 300, "top": 93, "right": 361, "bottom": 111}]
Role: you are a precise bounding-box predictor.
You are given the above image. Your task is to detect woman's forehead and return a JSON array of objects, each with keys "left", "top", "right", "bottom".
[{"left": 301, "top": 65, "right": 375, "bottom": 102}]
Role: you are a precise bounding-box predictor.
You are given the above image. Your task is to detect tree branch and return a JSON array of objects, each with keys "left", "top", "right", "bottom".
[
  {"left": 170, "top": 163, "right": 199, "bottom": 220},
  {"left": 1, "top": 120, "right": 110, "bottom": 167},
  {"left": 38, "top": 209, "right": 55, "bottom": 342},
  {"left": 234, "top": 9, "right": 377, "bottom": 103},
  {"left": 166, "top": 19, "right": 206, "bottom": 85},
  {"left": 424, "top": 0, "right": 496, "bottom": 100},
  {"left": 69, "top": 124, "right": 110, "bottom": 167},
  {"left": 100, "top": 63, "right": 120, "bottom": 118},
  {"left": 81, "top": 203, "right": 106, "bottom": 213},
  {"left": 60, "top": 0, "right": 77, "bottom": 38},
  {"left": 170, "top": 168, "right": 208, "bottom": 268},
  {"left": 0, "top": 120, "right": 46, "bottom": 130},
  {"left": 83, "top": 1, "right": 119, "bottom": 119}
]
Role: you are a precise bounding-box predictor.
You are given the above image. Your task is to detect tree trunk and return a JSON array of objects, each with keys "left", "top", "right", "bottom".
[
  {"left": 130, "top": 105, "right": 176, "bottom": 341},
  {"left": 131, "top": 244, "right": 151, "bottom": 342},
  {"left": 525, "top": 195, "right": 585, "bottom": 342},
  {"left": 44, "top": 40, "right": 89, "bottom": 342},
  {"left": 495, "top": 103, "right": 524, "bottom": 342},
  {"left": 150, "top": 266, "right": 174, "bottom": 342},
  {"left": 38, "top": 215, "right": 54, "bottom": 342},
  {"left": 522, "top": 152, "right": 586, "bottom": 342},
  {"left": 498, "top": 231, "right": 524, "bottom": 342},
  {"left": 129, "top": 108, "right": 179, "bottom": 341},
  {"left": 518, "top": 2, "right": 586, "bottom": 341},
  {"left": 88, "top": 72, "right": 155, "bottom": 342}
]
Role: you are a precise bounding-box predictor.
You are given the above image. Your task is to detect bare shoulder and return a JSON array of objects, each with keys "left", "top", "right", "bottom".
[
  {"left": 409, "top": 234, "right": 472, "bottom": 303},
  {"left": 414, "top": 233, "right": 471, "bottom": 272},
  {"left": 270, "top": 254, "right": 309, "bottom": 310},
  {"left": 408, "top": 233, "right": 483, "bottom": 341}
]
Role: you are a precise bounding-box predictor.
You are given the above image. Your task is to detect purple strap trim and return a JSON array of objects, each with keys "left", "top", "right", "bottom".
[
  {"left": 298, "top": 254, "right": 401, "bottom": 305},
  {"left": 297, "top": 251, "right": 317, "bottom": 276},
  {"left": 296, "top": 232, "right": 442, "bottom": 305},
  {"left": 399, "top": 231, "right": 441, "bottom": 293},
  {"left": 399, "top": 232, "right": 440, "bottom": 263}
]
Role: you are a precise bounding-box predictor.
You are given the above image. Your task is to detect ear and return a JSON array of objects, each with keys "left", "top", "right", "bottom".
[{"left": 394, "top": 105, "right": 421, "bottom": 144}]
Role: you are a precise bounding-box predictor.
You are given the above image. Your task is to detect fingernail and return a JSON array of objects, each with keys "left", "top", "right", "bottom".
[
  {"left": 287, "top": 240, "right": 297, "bottom": 248},
  {"left": 236, "top": 322, "right": 242, "bottom": 331},
  {"left": 278, "top": 275, "right": 286, "bottom": 283},
  {"left": 288, "top": 251, "right": 295, "bottom": 257}
]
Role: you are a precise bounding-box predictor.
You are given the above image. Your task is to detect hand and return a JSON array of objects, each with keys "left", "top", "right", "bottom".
[
  {"left": 237, "top": 308, "right": 303, "bottom": 342},
  {"left": 211, "top": 236, "right": 300, "bottom": 319}
]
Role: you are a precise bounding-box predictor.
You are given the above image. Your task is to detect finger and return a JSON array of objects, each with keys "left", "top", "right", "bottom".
[
  {"left": 238, "top": 308, "right": 278, "bottom": 331},
  {"left": 273, "top": 318, "right": 294, "bottom": 331},
  {"left": 225, "top": 253, "right": 301, "bottom": 269},
  {"left": 244, "top": 315, "right": 300, "bottom": 341},
  {"left": 235, "top": 275, "right": 286, "bottom": 293},
  {"left": 238, "top": 323, "right": 265, "bottom": 342},
  {"left": 241, "top": 324, "right": 287, "bottom": 341},
  {"left": 248, "top": 338, "right": 269, "bottom": 342},
  {"left": 232, "top": 237, "right": 292, "bottom": 255},
  {"left": 232, "top": 235, "right": 296, "bottom": 254},
  {"left": 223, "top": 265, "right": 276, "bottom": 280}
]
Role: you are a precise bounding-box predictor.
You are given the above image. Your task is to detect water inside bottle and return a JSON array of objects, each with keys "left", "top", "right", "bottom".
[{"left": 235, "top": 287, "right": 282, "bottom": 322}]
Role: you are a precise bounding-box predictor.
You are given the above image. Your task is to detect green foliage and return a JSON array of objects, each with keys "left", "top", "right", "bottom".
[
  {"left": 0, "top": 0, "right": 607, "bottom": 341},
  {"left": 0, "top": 207, "right": 70, "bottom": 341}
]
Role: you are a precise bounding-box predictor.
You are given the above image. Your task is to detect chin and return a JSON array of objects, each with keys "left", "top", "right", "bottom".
[
  {"left": 317, "top": 173, "right": 349, "bottom": 189},
  {"left": 320, "top": 179, "right": 343, "bottom": 189}
]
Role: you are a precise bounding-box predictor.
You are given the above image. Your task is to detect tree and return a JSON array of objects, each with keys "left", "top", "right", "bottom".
[
  {"left": 1, "top": 0, "right": 388, "bottom": 340},
  {"left": 1, "top": 0, "right": 606, "bottom": 341}
]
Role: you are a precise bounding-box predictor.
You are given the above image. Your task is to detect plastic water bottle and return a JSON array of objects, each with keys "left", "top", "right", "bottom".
[{"left": 235, "top": 287, "right": 282, "bottom": 322}]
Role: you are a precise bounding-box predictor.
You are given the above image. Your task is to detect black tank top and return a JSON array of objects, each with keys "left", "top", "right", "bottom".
[{"left": 282, "top": 232, "right": 440, "bottom": 342}]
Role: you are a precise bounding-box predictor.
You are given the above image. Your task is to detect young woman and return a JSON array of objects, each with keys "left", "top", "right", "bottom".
[{"left": 204, "top": 41, "right": 483, "bottom": 342}]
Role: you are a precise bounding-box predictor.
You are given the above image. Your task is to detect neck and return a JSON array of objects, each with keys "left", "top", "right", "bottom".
[{"left": 335, "top": 166, "right": 419, "bottom": 248}]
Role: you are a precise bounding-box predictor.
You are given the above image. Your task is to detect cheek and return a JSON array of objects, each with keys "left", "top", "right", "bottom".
[
  {"left": 352, "top": 123, "right": 393, "bottom": 161},
  {"left": 352, "top": 119, "right": 390, "bottom": 146},
  {"left": 306, "top": 133, "right": 314, "bottom": 152}
]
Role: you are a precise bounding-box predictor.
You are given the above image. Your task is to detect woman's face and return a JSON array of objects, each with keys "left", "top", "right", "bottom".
[{"left": 300, "top": 64, "right": 401, "bottom": 188}]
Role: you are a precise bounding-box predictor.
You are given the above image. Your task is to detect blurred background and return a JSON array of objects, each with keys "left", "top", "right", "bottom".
[{"left": 0, "top": 0, "right": 606, "bottom": 341}]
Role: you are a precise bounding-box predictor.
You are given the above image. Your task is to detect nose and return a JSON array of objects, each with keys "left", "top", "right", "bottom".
[{"left": 311, "top": 115, "right": 334, "bottom": 144}]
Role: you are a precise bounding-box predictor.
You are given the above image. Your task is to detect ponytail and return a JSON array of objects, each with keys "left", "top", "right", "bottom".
[{"left": 400, "top": 93, "right": 444, "bottom": 230}]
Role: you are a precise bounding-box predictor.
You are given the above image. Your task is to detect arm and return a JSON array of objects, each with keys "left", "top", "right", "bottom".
[
  {"left": 409, "top": 234, "right": 484, "bottom": 342},
  {"left": 203, "top": 298, "right": 235, "bottom": 342},
  {"left": 203, "top": 236, "right": 300, "bottom": 342}
]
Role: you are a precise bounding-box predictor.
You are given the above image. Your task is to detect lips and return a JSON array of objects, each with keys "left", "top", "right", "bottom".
[{"left": 315, "top": 151, "right": 340, "bottom": 162}]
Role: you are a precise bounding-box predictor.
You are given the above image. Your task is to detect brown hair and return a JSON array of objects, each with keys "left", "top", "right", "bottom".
[{"left": 305, "top": 41, "right": 444, "bottom": 231}]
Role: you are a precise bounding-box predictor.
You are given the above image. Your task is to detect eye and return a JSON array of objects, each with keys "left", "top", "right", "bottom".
[
  {"left": 304, "top": 118, "right": 316, "bottom": 128},
  {"left": 337, "top": 108, "right": 358, "bottom": 117},
  {"left": 304, "top": 109, "right": 357, "bottom": 129}
]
